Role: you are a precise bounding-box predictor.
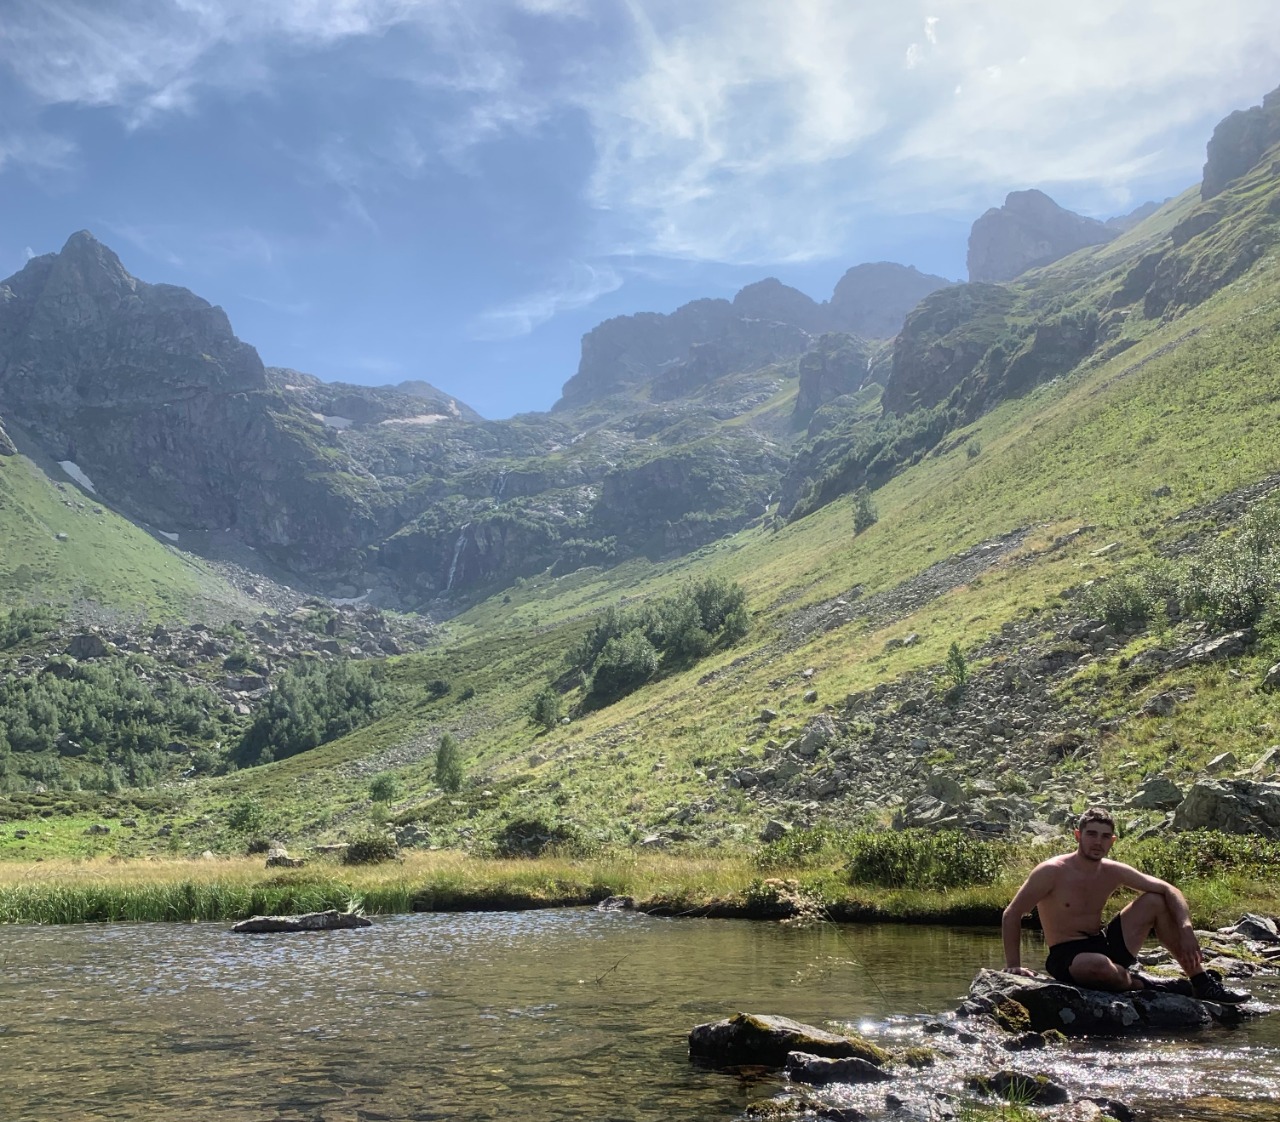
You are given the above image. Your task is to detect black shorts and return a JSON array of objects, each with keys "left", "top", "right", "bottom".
[{"left": 1045, "top": 915, "right": 1136, "bottom": 983}]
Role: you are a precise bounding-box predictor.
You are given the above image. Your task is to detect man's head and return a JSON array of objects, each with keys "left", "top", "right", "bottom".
[{"left": 1074, "top": 806, "right": 1117, "bottom": 862}]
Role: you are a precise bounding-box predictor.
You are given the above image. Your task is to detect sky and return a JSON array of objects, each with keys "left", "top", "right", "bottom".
[{"left": 2, "top": 2, "right": 1279, "bottom": 418}]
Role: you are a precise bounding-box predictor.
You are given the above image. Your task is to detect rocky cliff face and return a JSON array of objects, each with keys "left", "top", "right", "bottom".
[
  {"left": 0, "top": 415, "right": 14, "bottom": 456},
  {"left": 1202, "top": 84, "right": 1280, "bottom": 200},
  {"left": 826, "top": 263, "right": 952, "bottom": 338},
  {"left": 792, "top": 334, "right": 873, "bottom": 424},
  {"left": 967, "top": 190, "right": 1116, "bottom": 283}
]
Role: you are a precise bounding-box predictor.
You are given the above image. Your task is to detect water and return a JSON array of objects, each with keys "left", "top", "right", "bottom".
[{"left": 0, "top": 911, "right": 1275, "bottom": 1121}]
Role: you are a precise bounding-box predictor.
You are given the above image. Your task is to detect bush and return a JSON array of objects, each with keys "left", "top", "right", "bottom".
[
  {"left": 846, "top": 830, "right": 1006, "bottom": 890},
  {"left": 435, "top": 732, "right": 464, "bottom": 793},
  {"left": 426, "top": 678, "right": 452, "bottom": 700},
  {"left": 945, "top": 642, "right": 968, "bottom": 690},
  {"left": 369, "top": 773, "right": 398, "bottom": 803},
  {"left": 1123, "top": 830, "right": 1280, "bottom": 882},
  {"left": 852, "top": 486, "right": 878, "bottom": 534},
  {"left": 1180, "top": 506, "right": 1280, "bottom": 629},
  {"left": 530, "top": 686, "right": 562, "bottom": 731},
  {"left": 490, "top": 817, "right": 587, "bottom": 858},
  {"left": 227, "top": 798, "right": 266, "bottom": 834},
  {"left": 1081, "top": 559, "right": 1177, "bottom": 630},
  {"left": 756, "top": 824, "right": 853, "bottom": 870},
  {"left": 587, "top": 630, "right": 659, "bottom": 704},
  {"left": 343, "top": 828, "right": 399, "bottom": 865}
]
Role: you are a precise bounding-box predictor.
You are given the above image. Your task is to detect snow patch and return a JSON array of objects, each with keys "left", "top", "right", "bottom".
[
  {"left": 380, "top": 413, "right": 448, "bottom": 426},
  {"left": 158, "top": 531, "right": 179, "bottom": 542},
  {"left": 57, "top": 461, "right": 97, "bottom": 494},
  {"left": 331, "top": 591, "right": 371, "bottom": 606},
  {"left": 315, "top": 413, "right": 354, "bottom": 430}
]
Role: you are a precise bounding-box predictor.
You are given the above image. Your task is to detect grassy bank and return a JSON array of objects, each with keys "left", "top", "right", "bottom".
[{"left": 1, "top": 847, "right": 1276, "bottom": 928}]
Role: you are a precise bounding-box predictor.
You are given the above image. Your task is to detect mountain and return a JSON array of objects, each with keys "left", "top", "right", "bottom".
[
  {"left": 3, "top": 81, "right": 1280, "bottom": 859},
  {"left": 967, "top": 189, "right": 1117, "bottom": 282}
]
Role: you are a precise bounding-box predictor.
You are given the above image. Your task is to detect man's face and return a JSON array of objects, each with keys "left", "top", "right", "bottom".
[{"left": 1074, "top": 823, "right": 1117, "bottom": 862}]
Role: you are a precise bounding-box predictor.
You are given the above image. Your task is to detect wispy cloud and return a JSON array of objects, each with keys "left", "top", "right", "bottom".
[{"left": 468, "top": 260, "right": 623, "bottom": 340}]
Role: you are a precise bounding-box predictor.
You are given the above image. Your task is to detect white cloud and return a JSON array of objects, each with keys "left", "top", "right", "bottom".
[{"left": 468, "top": 260, "right": 623, "bottom": 340}]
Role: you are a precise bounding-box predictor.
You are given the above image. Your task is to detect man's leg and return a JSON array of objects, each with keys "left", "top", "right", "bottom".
[
  {"left": 1066, "top": 951, "right": 1141, "bottom": 992},
  {"left": 1117, "top": 892, "right": 1195, "bottom": 972}
]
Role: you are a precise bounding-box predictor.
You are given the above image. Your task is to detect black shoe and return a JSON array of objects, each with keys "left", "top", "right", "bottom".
[
  {"left": 1135, "top": 973, "right": 1194, "bottom": 996},
  {"left": 1190, "top": 970, "right": 1250, "bottom": 1005}
]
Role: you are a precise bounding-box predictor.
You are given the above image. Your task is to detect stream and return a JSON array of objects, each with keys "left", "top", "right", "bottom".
[{"left": 0, "top": 910, "right": 1275, "bottom": 1121}]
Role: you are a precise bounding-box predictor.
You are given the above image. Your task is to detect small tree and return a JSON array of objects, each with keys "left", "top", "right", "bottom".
[
  {"left": 853, "top": 487, "right": 878, "bottom": 535},
  {"left": 945, "top": 641, "right": 968, "bottom": 691},
  {"left": 369, "top": 773, "right": 398, "bottom": 803},
  {"left": 435, "top": 732, "right": 464, "bottom": 793},
  {"left": 530, "top": 686, "right": 562, "bottom": 731}
]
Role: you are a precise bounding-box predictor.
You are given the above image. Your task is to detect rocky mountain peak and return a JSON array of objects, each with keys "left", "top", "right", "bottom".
[
  {"left": 827, "top": 262, "right": 953, "bottom": 339},
  {"left": 967, "top": 189, "right": 1115, "bottom": 283},
  {"left": 731, "top": 277, "right": 826, "bottom": 332},
  {"left": 1202, "top": 82, "right": 1280, "bottom": 200}
]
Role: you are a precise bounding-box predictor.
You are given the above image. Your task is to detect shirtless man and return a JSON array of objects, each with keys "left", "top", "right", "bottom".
[{"left": 1002, "top": 807, "right": 1248, "bottom": 1003}]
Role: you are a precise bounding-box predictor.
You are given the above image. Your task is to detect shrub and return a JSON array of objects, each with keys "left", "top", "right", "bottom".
[
  {"left": 756, "top": 824, "right": 853, "bottom": 870},
  {"left": 945, "top": 642, "right": 968, "bottom": 690},
  {"left": 490, "top": 817, "right": 587, "bottom": 858},
  {"left": 435, "top": 732, "right": 464, "bottom": 793},
  {"left": 369, "top": 773, "right": 398, "bottom": 803},
  {"left": 1180, "top": 507, "right": 1280, "bottom": 629},
  {"left": 1123, "top": 830, "right": 1280, "bottom": 882},
  {"left": 426, "top": 678, "right": 452, "bottom": 700},
  {"left": 587, "top": 630, "right": 659, "bottom": 704},
  {"left": 1081, "top": 559, "right": 1177, "bottom": 630},
  {"left": 846, "top": 830, "right": 1006, "bottom": 890},
  {"left": 343, "top": 828, "right": 399, "bottom": 865},
  {"left": 227, "top": 798, "right": 266, "bottom": 834},
  {"left": 457, "top": 685, "right": 476, "bottom": 702},
  {"left": 852, "top": 486, "right": 878, "bottom": 534},
  {"left": 530, "top": 686, "right": 562, "bottom": 731},
  {"left": 966, "top": 440, "right": 982, "bottom": 460}
]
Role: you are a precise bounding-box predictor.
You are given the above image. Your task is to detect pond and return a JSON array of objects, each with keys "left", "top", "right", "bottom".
[{"left": 0, "top": 910, "right": 1276, "bottom": 1121}]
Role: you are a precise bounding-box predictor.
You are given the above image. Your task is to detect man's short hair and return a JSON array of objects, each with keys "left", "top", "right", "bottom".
[{"left": 1077, "top": 806, "right": 1116, "bottom": 834}]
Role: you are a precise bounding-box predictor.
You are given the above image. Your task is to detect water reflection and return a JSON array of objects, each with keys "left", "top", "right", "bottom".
[{"left": 0, "top": 911, "right": 1274, "bottom": 1121}]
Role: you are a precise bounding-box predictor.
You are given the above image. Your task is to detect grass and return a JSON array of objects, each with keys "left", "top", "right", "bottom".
[{"left": 2, "top": 846, "right": 1276, "bottom": 928}]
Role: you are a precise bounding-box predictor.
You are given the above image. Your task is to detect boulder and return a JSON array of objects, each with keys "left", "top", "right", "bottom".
[
  {"left": 797, "top": 715, "right": 838, "bottom": 756},
  {"left": 689, "top": 1013, "right": 888, "bottom": 1068},
  {"left": 966, "top": 1070, "right": 1070, "bottom": 1106},
  {"left": 1171, "top": 779, "right": 1280, "bottom": 836},
  {"left": 1262, "top": 662, "right": 1280, "bottom": 691},
  {"left": 760, "top": 819, "right": 792, "bottom": 843},
  {"left": 784, "top": 1051, "right": 893, "bottom": 1086},
  {"left": 66, "top": 632, "right": 110, "bottom": 660},
  {"left": 965, "top": 969, "right": 1212, "bottom": 1036},
  {"left": 1127, "top": 775, "right": 1183, "bottom": 810},
  {"left": 231, "top": 910, "right": 372, "bottom": 933},
  {"left": 1228, "top": 914, "right": 1280, "bottom": 943},
  {"left": 1171, "top": 629, "right": 1253, "bottom": 668}
]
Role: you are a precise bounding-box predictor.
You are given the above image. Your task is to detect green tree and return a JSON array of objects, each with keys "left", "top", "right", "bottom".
[
  {"left": 945, "top": 641, "right": 968, "bottom": 691},
  {"left": 530, "top": 686, "right": 563, "bottom": 731},
  {"left": 435, "top": 732, "right": 464, "bottom": 793},
  {"left": 587, "top": 629, "right": 660, "bottom": 704},
  {"left": 852, "top": 486, "right": 878, "bottom": 534},
  {"left": 369, "top": 773, "right": 398, "bottom": 802}
]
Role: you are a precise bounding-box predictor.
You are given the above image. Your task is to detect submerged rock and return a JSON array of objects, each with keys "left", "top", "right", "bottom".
[
  {"left": 966, "top": 1069, "right": 1070, "bottom": 1106},
  {"left": 688, "top": 1012, "right": 888, "bottom": 1068},
  {"left": 231, "top": 909, "right": 372, "bottom": 933},
  {"left": 784, "top": 1051, "right": 893, "bottom": 1085}
]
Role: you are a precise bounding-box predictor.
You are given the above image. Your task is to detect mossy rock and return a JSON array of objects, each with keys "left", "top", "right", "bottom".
[
  {"left": 966, "top": 1070, "right": 1070, "bottom": 1106},
  {"left": 689, "top": 1012, "right": 889, "bottom": 1068},
  {"left": 896, "top": 1045, "right": 936, "bottom": 1068},
  {"left": 992, "top": 997, "right": 1032, "bottom": 1033}
]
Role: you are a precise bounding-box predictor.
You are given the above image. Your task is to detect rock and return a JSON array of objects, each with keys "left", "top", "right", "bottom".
[
  {"left": 1229, "top": 914, "right": 1280, "bottom": 943},
  {"left": 84, "top": 823, "right": 110, "bottom": 836},
  {"left": 120, "top": 818, "right": 137, "bottom": 828},
  {"left": 758, "top": 708, "right": 779, "bottom": 723},
  {"left": 689, "top": 1013, "right": 889, "bottom": 1068},
  {"left": 1250, "top": 746, "right": 1280, "bottom": 776},
  {"left": 925, "top": 773, "right": 965, "bottom": 804},
  {"left": 797, "top": 715, "right": 837, "bottom": 756},
  {"left": 1205, "top": 751, "right": 1238, "bottom": 775},
  {"left": 265, "top": 854, "right": 305, "bottom": 868},
  {"left": 1140, "top": 692, "right": 1177, "bottom": 718},
  {"left": 595, "top": 895, "right": 636, "bottom": 912},
  {"left": 802, "top": 689, "right": 818, "bottom": 704},
  {"left": 0, "top": 418, "right": 15, "bottom": 456},
  {"left": 966, "top": 1070, "right": 1070, "bottom": 1107},
  {"left": 967, "top": 189, "right": 1116, "bottom": 283},
  {"left": 826, "top": 262, "right": 952, "bottom": 340},
  {"left": 231, "top": 910, "right": 372, "bottom": 933},
  {"left": 66, "top": 632, "right": 110, "bottom": 660},
  {"left": 966, "top": 969, "right": 1212, "bottom": 1035},
  {"left": 1262, "top": 662, "right": 1280, "bottom": 691},
  {"left": 1000, "top": 1031, "right": 1049, "bottom": 1051},
  {"left": 760, "top": 820, "right": 792, "bottom": 843},
  {"left": 784, "top": 1051, "right": 893, "bottom": 1086},
  {"left": 1172, "top": 629, "right": 1253, "bottom": 668},
  {"left": 1127, "top": 776, "right": 1183, "bottom": 811},
  {"left": 1171, "top": 779, "right": 1280, "bottom": 836}
]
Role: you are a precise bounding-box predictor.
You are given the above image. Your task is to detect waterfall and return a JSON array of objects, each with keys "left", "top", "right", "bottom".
[
  {"left": 445, "top": 523, "right": 470, "bottom": 592},
  {"left": 492, "top": 471, "right": 508, "bottom": 501}
]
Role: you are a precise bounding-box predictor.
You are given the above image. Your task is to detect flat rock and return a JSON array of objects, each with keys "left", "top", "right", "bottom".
[
  {"left": 231, "top": 909, "right": 372, "bottom": 933},
  {"left": 966, "top": 969, "right": 1212, "bottom": 1036},
  {"left": 784, "top": 1051, "right": 893, "bottom": 1085}
]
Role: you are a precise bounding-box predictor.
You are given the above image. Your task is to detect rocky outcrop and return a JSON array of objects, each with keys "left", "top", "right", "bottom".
[
  {"left": 1202, "top": 83, "right": 1280, "bottom": 199},
  {"left": 827, "top": 263, "right": 952, "bottom": 339},
  {"left": 0, "top": 416, "right": 15, "bottom": 456},
  {"left": 792, "top": 334, "right": 873, "bottom": 424},
  {"left": 230, "top": 909, "right": 372, "bottom": 933},
  {"left": 967, "top": 190, "right": 1116, "bottom": 283},
  {"left": 962, "top": 969, "right": 1219, "bottom": 1036},
  {"left": 1171, "top": 779, "right": 1280, "bottom": 836},
  {"left": 881, "top": 283, "right": 1016, "bottom": 415}
]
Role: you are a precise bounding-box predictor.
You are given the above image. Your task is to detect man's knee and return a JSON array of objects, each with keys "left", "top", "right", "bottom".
[{"left": 1069, "top": 954, "right": 1123, "bottom": 987}]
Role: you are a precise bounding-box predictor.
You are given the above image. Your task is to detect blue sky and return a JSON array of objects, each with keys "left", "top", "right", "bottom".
[{"left": 2, "top": 2, "right": 1278, "bottom": 418}]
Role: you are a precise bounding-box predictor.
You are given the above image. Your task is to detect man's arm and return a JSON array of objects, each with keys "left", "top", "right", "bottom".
[
  {"left": 1002, "top": 862, "right": 1057, "bottom": 975},
  {"left": 1112, "top": 862, "right": 1203, "bottom": 974}
]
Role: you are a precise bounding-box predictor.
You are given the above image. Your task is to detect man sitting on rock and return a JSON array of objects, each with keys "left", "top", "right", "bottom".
[{"left": 1001, "top": 807, "right": 1248, "bottom": 1003}]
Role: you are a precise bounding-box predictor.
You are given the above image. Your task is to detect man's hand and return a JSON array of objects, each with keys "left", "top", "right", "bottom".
[
  {"left": 1174, "top": 926, "right": 1203, "bottom": 976},
  {"left": 1004, "top": 966, "right": 1038, "bottom": 977}
]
